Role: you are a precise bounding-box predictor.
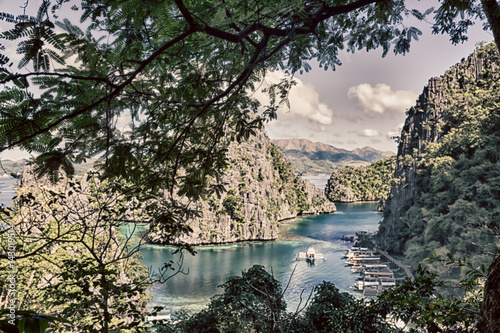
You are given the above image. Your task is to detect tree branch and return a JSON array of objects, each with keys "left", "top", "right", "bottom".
[
  {"left": 0, "top": 28, "right": 195, "bottom": 153},
  {"left": 480, "top": 0, "right": 500, "bottom": 53}
]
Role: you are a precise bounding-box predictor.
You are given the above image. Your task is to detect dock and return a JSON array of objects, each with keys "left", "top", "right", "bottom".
[
  {"left": 375, "top": 248, "right": 414, "bottom": 281},
  {"left": 344, "top": 231, "right": 414, "bottom": 296}
]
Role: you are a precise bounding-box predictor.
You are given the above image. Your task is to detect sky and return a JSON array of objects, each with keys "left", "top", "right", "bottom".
[
  {"left": 264, "top": 11, "right": 494, "bottom": 153},
  {"left": 0, "top": 0, "right": 495, "bottom": 160}
]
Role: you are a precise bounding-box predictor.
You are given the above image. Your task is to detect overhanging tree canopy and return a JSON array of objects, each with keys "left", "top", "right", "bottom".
[
  {"left": 1, "top": 0, "right": 500, "bottom": 331},
  {"left": 0, "top": 0, "right": 498, "bottom": 259},
  {"left": 0, "top": 0, "right": 496, "bottom": 200}
]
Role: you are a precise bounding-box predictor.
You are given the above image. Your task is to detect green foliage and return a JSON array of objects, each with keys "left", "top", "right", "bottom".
[
  {"left": 159, "top": 265, "right": 287, "bottom": 332},
  {"left": 266, "top": 198, "right": 280, "bottom": 221},
  {"left": 268, "top": 143, "right": 293, "bottom": 182},
  {"left": 300, "top": 281, "right": 391, "bottom": 332},
  {"left": 0, "top": 173, "right": 152, "bottom": 332},
  {"left": 326, "top": 157, "right": 395, "bottom": 203},
  {"left": 155, "top": 264, "right": 484, "bottom": 332},
  {"left": 378, "top": 265, "right": 482, "bottom": 332},
  {"left": 257, "top": 168, "right": 265, "bottom": 182},
  {"left": 222, "top": 193, "right": 246, "bottom": 224},
  {"left": 383, "top": 44, "right": 500, "bottom": 280},
  {"left": 293, "top": 181, "right": 311, "bottom": 213}
]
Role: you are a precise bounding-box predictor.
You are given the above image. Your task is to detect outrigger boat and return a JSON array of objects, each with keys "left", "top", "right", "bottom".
[
  {"left": 350, "top": 264, "right": 396, "bottom": 294},
  {"left": 345, "top": 256, "right": 381, "bottom": 266},
  {"left": 297, "top": 246, "right": 325, "bottom": 263},
  {"left": 343, "top": 248, "right": 378, "bottom": 259}
]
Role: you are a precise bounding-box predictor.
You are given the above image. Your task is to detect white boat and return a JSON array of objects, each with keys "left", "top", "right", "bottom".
[
  {"left": 351, "top": 279, "right": 396, "bottom": 292},
  {"left": 343, "top": 248, "right": 378, "bottom": 259},
  {"left": 345, "top": 256, "right": 381, "bottom": 265},
  {"left": 297, "top": 247, "right": 325, "bottom": 262}
]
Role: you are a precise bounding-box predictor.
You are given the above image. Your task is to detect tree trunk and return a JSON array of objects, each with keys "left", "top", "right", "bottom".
[
  {"left": 478, "top": 255, "right": 500, "bottom": 332},
  {"left": 481, "top": 0, "right": 500, "bottom": 53}
]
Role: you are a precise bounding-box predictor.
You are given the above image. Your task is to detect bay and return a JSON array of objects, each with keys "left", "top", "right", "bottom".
[
  {"left": 0, "top": 179, "right": 381, "bottom": 316},
  {"left": 137, "top": 202, "right": 382, "bottom": 316}
]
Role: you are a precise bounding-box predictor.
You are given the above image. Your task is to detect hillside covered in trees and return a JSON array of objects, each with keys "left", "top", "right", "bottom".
[
  {"left": 377, "top": 43, "right": 500, "bottom": 283},
  {"left": 325, "top": 157, "right": 395, "bottom": 203}
]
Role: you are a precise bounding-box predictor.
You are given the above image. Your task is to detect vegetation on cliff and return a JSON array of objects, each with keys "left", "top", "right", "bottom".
[
  {"left": 325, "top": 157, "right": 395, "bottom": 203},
  {"left": 148, "top": 132, "right": 336, "bottom": 246},
  {"left": 378, "top": 43, "right": 500, "bottom": 283}
]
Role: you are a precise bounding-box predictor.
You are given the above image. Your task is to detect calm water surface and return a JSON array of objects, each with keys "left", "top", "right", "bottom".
[
  {"left": 0, "top": 177, "right": 18, "bottom": 207},
  {"left": 0, "top": 180, "right": 381, "bottom": 315},
  {"left": 136, "top": 202, "right": 382, "bottom": 315}
]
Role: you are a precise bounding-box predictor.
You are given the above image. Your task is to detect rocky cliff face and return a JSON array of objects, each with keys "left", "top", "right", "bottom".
[
  {"left": 149, "top": 131, "right": 336, "bottom": 245},
  {"left": 377, "top": 44, "right": 500, "bottom": 252}
]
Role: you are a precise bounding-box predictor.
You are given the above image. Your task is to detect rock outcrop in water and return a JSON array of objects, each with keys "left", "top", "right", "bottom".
[
  {"left": 377, "top": 43, "right": 500, "bottom": 254},
  {"left": 325, "top": 157, "right": 395, "bottom": 204},
  {"left": 149, "top": 130, "right": 336, "bottom": 245}
]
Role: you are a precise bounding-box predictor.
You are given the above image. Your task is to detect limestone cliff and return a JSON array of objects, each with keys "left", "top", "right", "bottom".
[
  {"left": 148, "top": 130, "right": 336, "bottom": 245},
  {"left": 377, "top": 43, "right": 500, "bottom": 253}
]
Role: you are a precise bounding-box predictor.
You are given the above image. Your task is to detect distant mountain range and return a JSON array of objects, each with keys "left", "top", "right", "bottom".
[
  {"left": 0, "top": 158, "right": 95, "bottom": 177},
  {"left": 271, "top": 138, "right": 394, "bottom": 175},
  {"left": 1, "top": 139, "right": 393, "bottom": 178},
  {"left": 0, "top": 159, "right": 28, "bottom": 176}
]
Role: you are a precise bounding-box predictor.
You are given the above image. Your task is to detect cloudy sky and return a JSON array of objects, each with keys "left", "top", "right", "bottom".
[
  {"left": 264, "top": 17, "right": 494, "bottom": 153},
  {"left": 0, "top": 0, "right": 495, "bottom": 160}
]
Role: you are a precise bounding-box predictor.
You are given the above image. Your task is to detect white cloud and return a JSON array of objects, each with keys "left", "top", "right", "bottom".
[
  {"left": 347, "top": 83, "right": 416, "bottom": 114},
  {"left": 327, "top": 139, "right": 346, "bottom": 146},
  {"left": 386, "top": 122, "right": 405, "bottom": 140},
  {"left": 359, "top": 129, "right": 380, "bottom": 137},
  {"left": 255, "top": 71, "right": 334, "bottom": 125}
]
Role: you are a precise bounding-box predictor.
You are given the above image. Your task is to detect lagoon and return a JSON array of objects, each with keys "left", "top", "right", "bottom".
[
  {"left": 0, "top": 180, "right": 381, "bottom": 316},
  {"left": 137, "top": 202, "right": 381, "bottom": 316}
]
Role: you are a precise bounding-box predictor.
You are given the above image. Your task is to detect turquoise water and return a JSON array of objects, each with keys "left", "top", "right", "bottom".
[
  {"left": 0, "top": 181, "right": 381, "bottom": 315},
  {"left": 137, "top": 202, "right": 382, "bottom": 315}
]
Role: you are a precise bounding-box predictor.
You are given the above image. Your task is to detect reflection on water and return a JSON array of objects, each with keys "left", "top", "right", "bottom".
[{"left": 139, "top": 202, "right": 382, "bottom": 315}]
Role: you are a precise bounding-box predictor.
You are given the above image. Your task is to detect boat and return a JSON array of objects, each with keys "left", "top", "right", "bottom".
[
  {"left": 343, "top": 248, "right": 378, "bottom": 259},
  {"left": 297, "top": 246, "right": 325, "bottom": 263},
  {"left": 345, "top": 256, "right": 381, "bottom": 266},
  {"left": 350, "top": 263, "right": 396, "bottom": 295}
]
